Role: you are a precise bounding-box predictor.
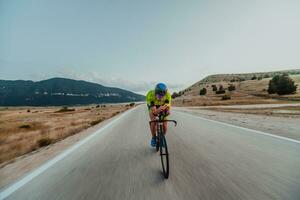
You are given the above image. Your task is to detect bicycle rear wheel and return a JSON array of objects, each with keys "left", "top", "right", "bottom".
[{"left": 159, "top": 134, "right": 169, "bottom": 178}]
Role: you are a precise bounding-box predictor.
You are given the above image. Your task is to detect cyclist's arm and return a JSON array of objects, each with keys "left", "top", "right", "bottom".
[
  {"left": 164, "top": 92, "right": 172, "bottom": 110},
  {"left": 146, "top": 91, "right": 156, "bottom": 110}
]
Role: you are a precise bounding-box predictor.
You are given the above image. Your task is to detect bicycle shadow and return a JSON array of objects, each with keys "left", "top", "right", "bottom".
[{"left": 144, "top": 147, "right": 168, "bottom": 184}]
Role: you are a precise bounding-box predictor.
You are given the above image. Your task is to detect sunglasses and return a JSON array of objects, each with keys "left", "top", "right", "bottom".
[{"left": 156, "top": 93, "right": 166, "bottom": 99}]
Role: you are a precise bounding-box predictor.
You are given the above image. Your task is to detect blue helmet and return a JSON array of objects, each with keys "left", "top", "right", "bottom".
[{"left": 155, "top": 83, "right": 167, "bottom": 98}]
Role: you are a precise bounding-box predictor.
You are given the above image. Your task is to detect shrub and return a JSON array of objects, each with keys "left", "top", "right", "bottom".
[
  {"left": 199, "top": 88, "right": 207, "bottom": 95},
  {"left": 221, "top": 95, "right": 231, "bottom": 100},
  {"left": 112, "top": 111, "right": 120, "bottom": 116},
  {"left": 267, "top": 74, "right": 297, "bottom": 95},
  {"left": 96, "top": 105, "right": 100, "bottom": 108},
  {"left": 129, "top": 102, "right": 135, "bottom": 107},
  {"left": 212, "top": 85, "right": 217, "bottom": 91},
  {"left": 38, "top": 137, "right": 53, "bottom": 147},
  {"left": 258, "top": 76, "right": 263, "bottom": 80},
  {"left": 90, "top": 118, "right": 104, "bottom": 126},
  {"left": 27, "top": 109, "right": 31, "bottom": 112},
  {"left": 56, "top": 106, "right": 75, "bottom": 112},
  {"left": 264, "top": 74, "right": 270, "bottom": 78},
  {"left": 172, "top": 92, "right": 179, "bottom": 98},
  {"left": 215, "top": 85, "right": 225, "bottom": 94},
  {"left": 251, "top": 75, "right": 257, "bottom": 80},
  {"left": 228, "top": 85, "right": 236, "bottom": 91},
  {"left": 19, "top": 124, "right": 31, "bottom": 129}
]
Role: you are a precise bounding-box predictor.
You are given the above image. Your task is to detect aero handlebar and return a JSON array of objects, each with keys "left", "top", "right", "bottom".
[{"left": 149, "top": 120, "right": 177, "bottom": 126}]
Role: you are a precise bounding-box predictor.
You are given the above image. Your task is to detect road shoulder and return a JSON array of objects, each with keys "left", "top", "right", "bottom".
[{"left": 174, "top": 105, "right": 300, "bottom": 141}]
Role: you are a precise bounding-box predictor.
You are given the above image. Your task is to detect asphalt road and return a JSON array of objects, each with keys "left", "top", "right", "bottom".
[{"left": 1, "top": 105, "right": 300, "bottom": 200}]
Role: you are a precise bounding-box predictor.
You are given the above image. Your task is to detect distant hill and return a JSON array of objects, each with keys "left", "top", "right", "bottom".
[
  {"left": 173, "top": 69, "right": 300, "bottom": 106},
  {"left": 190, "top": 69, "right": 300, "bottom": 88},
  {"left": 0, "top": 77, "right": 145, "bottom": 106},
  {"left": 179, "top": 69, "right": 300, "bottom": 95}
]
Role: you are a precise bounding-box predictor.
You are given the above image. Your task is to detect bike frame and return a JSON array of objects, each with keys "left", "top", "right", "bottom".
[{"left": 149, "top": 113, "right": 177, "bottom": 178}]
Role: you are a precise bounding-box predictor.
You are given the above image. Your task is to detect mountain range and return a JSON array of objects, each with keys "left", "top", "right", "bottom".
[{"left": 0, "top": 77, "right": 145, "bottom": 106}]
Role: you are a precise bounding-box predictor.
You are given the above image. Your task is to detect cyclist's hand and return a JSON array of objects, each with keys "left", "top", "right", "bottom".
[
  {"left": 161, "top": 105, "right": 168, "bottom": 111},
  {"left": 157, "top": 105, "right": 167, "bottom": 114},
  {"left": 156, "top": 106, "right": 164, "bottom": 113}
]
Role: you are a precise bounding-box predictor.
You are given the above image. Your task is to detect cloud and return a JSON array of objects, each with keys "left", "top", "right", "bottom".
[{"left": 53, "top": 68, "right": 184, "bottom": 94}]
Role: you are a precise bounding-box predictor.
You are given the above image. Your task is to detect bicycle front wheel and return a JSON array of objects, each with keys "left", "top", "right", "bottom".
[{"left": 159, "top": 134, "right": 169, "bottom": 179}]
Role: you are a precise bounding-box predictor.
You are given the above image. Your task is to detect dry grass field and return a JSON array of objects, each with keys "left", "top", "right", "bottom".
[
  {"left": 173, "top": 75, "right": 300, "bottom": 106},
  {"left": 0, "top": 104, "right": 133, "bottom": 165}
]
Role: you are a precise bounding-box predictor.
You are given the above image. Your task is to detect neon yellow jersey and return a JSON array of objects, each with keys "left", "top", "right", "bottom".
[{"left": 146, "top": 90, "right": 171, "bottom": 108}]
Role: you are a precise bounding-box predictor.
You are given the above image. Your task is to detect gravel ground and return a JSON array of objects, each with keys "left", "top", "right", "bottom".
[{"left": 174, "top": 106, "right": 300, "bottom": 141}]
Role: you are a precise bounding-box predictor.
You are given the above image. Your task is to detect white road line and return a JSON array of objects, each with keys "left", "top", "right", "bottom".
[
  {"left": 175, "top": 110, "right": 300, "bottom": 144},
  {"left": 0, "top": 106, "right": 138, "bottom": 200}
]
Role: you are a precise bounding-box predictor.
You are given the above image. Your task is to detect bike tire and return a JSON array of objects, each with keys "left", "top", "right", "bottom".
[
  {"left": 156, "top": 135, "right": 159, "bottom": 152},
  {"left": 159, "top": 134, "right": 169, "bottom": 179}
]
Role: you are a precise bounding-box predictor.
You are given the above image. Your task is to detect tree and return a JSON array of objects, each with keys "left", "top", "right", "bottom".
[
  {"left": 212, "top": 85, "right": 217, "bottom": 91},
  {"left": 199, "top": 88, "right": 207, "bottom": 95},
  {"left": 216, "top": 85, "right": 226, "bottom": 94},
  {"left": 172, "top": 92, "right": 179, "bottom": 99},
  {"left": 228, "top": 85, "right": 236, "bottom": 91},
  {"left": 267, "top": 74, "right": 297, "bottom": 95},
  {"left": 267, "top": 75, "right": 279, "bottom": 94}
]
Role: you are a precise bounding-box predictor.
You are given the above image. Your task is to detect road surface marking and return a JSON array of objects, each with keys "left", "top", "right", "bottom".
[
  {"left": 0, "top": 106, "right": 138, "bottom": 200},
  {"left": 176, "top": 110, "right": 300, "bottom": 144}
]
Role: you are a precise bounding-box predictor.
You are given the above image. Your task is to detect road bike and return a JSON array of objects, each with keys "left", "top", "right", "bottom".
[{"left": 149, "top": 113, "right": 177, "bottom": 179}]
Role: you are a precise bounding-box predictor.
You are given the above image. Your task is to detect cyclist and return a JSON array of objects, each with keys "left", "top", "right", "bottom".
[{"left": 146, "top": 83, "right": 172, "bottom": 147}]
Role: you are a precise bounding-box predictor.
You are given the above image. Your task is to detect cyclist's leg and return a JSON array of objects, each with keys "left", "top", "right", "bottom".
[
  {"left": 162, "top": 109, "right": 170, "bottom": 135},
  {"left": 149, "top": 108, "right": 157, "bottom": 138},
  {"left": 163, "top": 121, "right": 168, "bottom": 135}
]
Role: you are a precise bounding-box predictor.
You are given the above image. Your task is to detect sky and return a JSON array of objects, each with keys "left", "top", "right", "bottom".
[{"left": 1, "top": 0, "right": 300, "bottom": 94}]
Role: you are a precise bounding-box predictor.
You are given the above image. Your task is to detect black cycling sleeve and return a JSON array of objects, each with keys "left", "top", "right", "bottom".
[{"left": 150, "top": 101, "right": 155, "bottom": 107}]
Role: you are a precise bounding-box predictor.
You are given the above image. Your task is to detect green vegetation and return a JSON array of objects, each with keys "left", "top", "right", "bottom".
[
  {"left": 268, "top": 74, "right": 297, "bottom": 95},
  {"left": 228, "top": 85, "right": 236, "bottom": 91},
  {"left": 172, "top": 92, "right": 181, "bottom": 99},
  {"left": 215, "top": 85, "right": 226, "bottom": 94},
  {"left": 38, "top": 137, "right": 53, "bottom": 147},
  {"left": 251, "top": 75, "right": 257, "bottom": 80},
  {"left": 221, "top": 95, "right": 231, "bottom": 100},
  {"left": 199, "top": 88, "right": 207, "bottom": 95},
  {"left": 90, "top": 118, "right": 104, "bottom": 126},
  {"left": 56, "top": 106, "right": 75, "bottom": 112},
  {"left": 19, "top": 124, "right": 31, "bottom": 129},
  {"left": 212, "top": 85, "right": 217, "bottom": 91}
]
